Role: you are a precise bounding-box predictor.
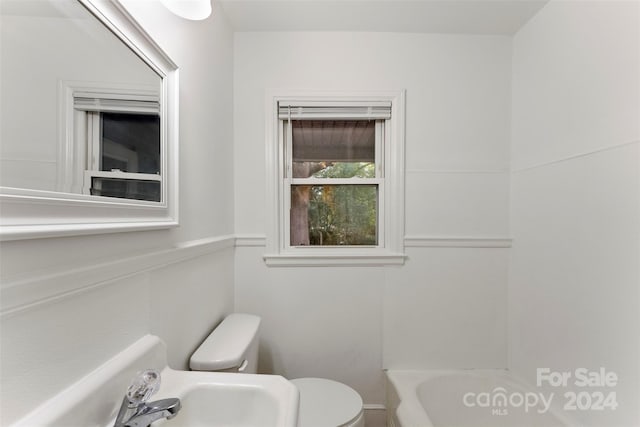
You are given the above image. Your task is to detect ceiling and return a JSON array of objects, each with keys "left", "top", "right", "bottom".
[{"left": 218, "top": 0, "right": 549, "bottom": 35}]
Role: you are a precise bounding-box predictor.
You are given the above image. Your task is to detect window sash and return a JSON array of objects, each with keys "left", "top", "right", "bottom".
[
  {"left": 289, "top": 183, "right": 381, "bottom": 248},
  {"left": 282, "top": 119, "right": 386, "bottom": 249},
  {"left": 82, "top": 169, "right": 161, "bottom": 194},
  {"left": 83, "top": 111, "right": 161, "bottom": 200},
  {"left": 291, "top": 178, "right": 382, "bottom": 185},
  {"left": 84, "top": 171, "right": 161, "bottom": 202},
  {"left": 84, "top": 170, "right": 161, "bottom": 181}
]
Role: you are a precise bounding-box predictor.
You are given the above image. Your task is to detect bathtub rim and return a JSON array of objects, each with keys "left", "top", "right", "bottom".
[{"left": 385, "top": 368, "right": 579, "bottom": 427}]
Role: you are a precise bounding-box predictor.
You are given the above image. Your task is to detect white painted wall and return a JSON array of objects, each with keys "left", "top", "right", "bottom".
[
  {"left": 120, "top": 0, "right": 236, "bottom": 242},
  {"left": 234, "top": 31, "right": 511, "bottom": 414},
  {"left": 0, "top": 2, "right": 236, "bottom": 425},
  {"left": 510, "top": 1, "right": 640, "bottom": 426}
]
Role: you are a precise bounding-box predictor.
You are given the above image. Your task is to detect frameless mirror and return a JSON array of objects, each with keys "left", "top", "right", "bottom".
[{"left": 0, "top": 0, "right": 179, "bottom": 240}]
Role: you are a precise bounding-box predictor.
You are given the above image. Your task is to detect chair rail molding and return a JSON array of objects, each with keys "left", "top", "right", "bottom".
[
  {"left": 1, "top": 235, "right": 235, "bottom": 317},
  {"left": 404, "top": 235, "right": 512, "bottom": 248},
  {"left": 236, "top": 234, "right": 512, "bottom": 248}
]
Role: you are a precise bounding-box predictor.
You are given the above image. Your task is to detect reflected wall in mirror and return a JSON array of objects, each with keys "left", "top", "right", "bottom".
[{"left": 1, "top": 0, "right": 162, "bottom": 202}]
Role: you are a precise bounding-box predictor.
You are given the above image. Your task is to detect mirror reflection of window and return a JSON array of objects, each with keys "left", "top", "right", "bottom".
[
  {"left": 72, "top": 91, "right": 161, "bottom": 202},
  {"left": 86, "top": 112, "right": 161, "bottom": 202},
  {"left": 80, "top": 108, "right": 161, "bottom": 202}
]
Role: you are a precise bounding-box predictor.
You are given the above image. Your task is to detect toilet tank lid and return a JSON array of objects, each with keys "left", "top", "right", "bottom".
[{"left": 190, "top": 313, "right": 261, "bottom": 371}]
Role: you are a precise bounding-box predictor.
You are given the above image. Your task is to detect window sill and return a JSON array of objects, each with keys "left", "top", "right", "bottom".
[{"left": 263, "top": 251, "right": 406, "bottom": 267}]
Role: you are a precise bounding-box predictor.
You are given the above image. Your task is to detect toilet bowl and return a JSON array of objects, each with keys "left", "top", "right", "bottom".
[
  {"left": 291, "top": 378, "right": 364, "bottom": 427},
  {"left": 190, "top": 313, "right": 365, "bottom": 427}
]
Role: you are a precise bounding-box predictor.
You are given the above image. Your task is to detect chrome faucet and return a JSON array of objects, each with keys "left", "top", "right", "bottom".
[{"left": 114, "top": 369, "right": 181, "bottom": 427}]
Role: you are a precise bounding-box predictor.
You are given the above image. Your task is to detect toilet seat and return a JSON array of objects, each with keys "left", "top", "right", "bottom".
[{"left": 291, "top": 378, "right": 364, "bottom": 427}]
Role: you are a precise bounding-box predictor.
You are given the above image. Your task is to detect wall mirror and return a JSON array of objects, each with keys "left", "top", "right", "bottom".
[{"left": 0, "top": 0, "right": 179, "bottom": 240}]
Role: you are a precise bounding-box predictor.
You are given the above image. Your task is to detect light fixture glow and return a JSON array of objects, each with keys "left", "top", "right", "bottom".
[{"left": 160, "top": 0, "right": 212, "bottom": 20}]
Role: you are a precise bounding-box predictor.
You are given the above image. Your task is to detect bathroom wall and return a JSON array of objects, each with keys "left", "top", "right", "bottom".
[
  {"left": 509, "top": 1, "right": 640, "bottom": 426},
  {"left": 233, "top": 31, "right": 511, "bottom": 419},
  {"left": 0, "top": 3, "right": 235, "bottom": 425}
]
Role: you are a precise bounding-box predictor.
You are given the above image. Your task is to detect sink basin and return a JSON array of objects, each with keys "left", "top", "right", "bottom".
[
  {"left": 10, "top": 335, "right": 298, "bottom": 427},
  {"left": 152, "top": 369, "right": 298, "bottom": 427}
]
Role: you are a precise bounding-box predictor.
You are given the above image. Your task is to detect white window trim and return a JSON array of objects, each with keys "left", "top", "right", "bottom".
[
  {"left": 264, "top": 90, "right": 406, "bottom": 267},
  {"left": 0, "top": 0, "right": 179, "bottom": 241}
]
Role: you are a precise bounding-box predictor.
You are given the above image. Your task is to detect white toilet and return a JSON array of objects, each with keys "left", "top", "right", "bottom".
[{"left": 190, "top": 313, "right": 365, "bottom": 427}]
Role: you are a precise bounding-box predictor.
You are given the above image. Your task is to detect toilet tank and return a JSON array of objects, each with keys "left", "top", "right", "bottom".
[{"left": 190, "top": 313, "right": 261, "bottom": 373}]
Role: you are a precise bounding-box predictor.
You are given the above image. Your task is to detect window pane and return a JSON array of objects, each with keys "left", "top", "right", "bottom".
[
  {"left": 290, "top": 185, "right": 377, "bottom": 246},
  {"left": 101, "top": 113, "right": 160, "bottom": 174},
  {"left": 91, "top": 177, "right": 160, "bottom": 202},
  {"left": 292, "top": 120, "right": 375, "bottom": 178}
]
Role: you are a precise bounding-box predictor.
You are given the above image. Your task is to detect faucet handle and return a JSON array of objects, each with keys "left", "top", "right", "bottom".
[{"left": 126, "top": 369, "right": 161, "bottom": 406}]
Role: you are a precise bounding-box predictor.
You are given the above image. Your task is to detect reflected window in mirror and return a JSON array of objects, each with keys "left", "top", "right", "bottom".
[{"left": 74, "top": 94, "right": 162, "bottom": 202}]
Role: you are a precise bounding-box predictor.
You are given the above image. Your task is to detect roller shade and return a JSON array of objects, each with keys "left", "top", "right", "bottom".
[
  {"left": 292, "top": 120, "right": 375, "bottom": 162},
  {"left": 278, "top": 101, "right": 391, "bottom": 120}
]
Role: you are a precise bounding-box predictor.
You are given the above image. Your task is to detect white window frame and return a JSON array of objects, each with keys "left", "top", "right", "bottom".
[
  {"left": 264, "top": 90, "right": 406, "bottom": 266},
  {"left": 0, "top": 0, "right": 179, "bottom": 241}
]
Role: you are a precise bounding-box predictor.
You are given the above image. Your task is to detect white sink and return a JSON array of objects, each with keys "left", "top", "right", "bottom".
[
  {"left": 10, "top": 336, "right": 298, "bottom": 427},
  {"left": 152, "top": 369, "right": 298, "bottom": 427}
]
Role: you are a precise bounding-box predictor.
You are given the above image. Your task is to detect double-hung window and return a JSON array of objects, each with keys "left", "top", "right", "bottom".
[
  {"left": 265, "top": 92, "right": 406, "bottom": 266},
  {"left": 74, "top": 92, "right": 162, "bottom": 202}
]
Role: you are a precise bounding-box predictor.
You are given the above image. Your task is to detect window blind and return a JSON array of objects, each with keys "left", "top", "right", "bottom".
[
  {"left": 74, "top": 95, "right": 159, "bottom": 114},
  {"left": 278, "top": 101, "right": 391, "bottom": 120}
]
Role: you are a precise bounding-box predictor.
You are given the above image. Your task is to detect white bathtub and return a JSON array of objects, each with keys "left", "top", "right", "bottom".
[{"left": 386, "top": 370, "right": 576, "bottom": 427}]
